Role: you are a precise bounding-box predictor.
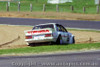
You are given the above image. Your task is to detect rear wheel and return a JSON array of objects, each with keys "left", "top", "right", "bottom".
[
  {"left": 56, "top": 35, "right": 63, "bottom": 44},
  {"left": 28, "top": 43, "right": 36, "bottom": 46},
  {"left": 28, "top": 43, "right": 33, "bottom": 46}
]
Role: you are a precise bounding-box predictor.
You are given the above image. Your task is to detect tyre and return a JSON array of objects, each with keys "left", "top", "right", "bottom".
[
  {"left": 28, "top": 43, "right": 35, "bottom": 46},
  {"left": 28, "top": 43, "right": 32, "bottom": 46},
  {"left": 72, "top": 37, "right": 75, "bottom": 44},
  {"left": 56, "top": 35, "right": 63, "bottom": 44}
]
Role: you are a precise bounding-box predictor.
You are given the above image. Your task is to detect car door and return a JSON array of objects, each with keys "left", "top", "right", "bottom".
[
  {"left": 56, "top": 24, "right": 65, "bottom": 43},
  {"left": 60, "top": 25, "right": 69, "bottom": 43}
]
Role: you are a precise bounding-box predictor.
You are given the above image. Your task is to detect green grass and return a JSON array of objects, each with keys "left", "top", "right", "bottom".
[
  {"left": 0, "top": 43, "right": 100, "bottom": 55},
  {"left": 0, "top": 0, "right": 99, "bottom": 14}
]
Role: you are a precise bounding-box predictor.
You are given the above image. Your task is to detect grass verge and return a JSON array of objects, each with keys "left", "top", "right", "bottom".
[
  {"left": 0, "top": 43, "right": 100, "bottom": 55},
  {"left": 0, "top": 0, "right": 97, "bottom": 14}
]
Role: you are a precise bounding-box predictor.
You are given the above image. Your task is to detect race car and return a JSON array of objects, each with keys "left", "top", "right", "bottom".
[{"left": 24, "top": 23, "right": 75, "bottom": 46}]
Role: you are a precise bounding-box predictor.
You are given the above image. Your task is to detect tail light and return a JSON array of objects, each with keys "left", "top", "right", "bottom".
[
  {"left": 45, "top": 34, "right": 52, "bottom": 37},
  {"left": 26, "top": 36, "right": 32, "bottom": 39}
]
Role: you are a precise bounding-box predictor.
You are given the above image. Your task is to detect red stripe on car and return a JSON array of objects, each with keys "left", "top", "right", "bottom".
[{"left": 28, "top": 30, "right": 49, "bottom": 34}]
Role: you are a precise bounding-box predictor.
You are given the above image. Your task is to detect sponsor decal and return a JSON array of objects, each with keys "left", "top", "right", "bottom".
[{"left": 28, "top": 30, "right": 49, "bottom": 34}]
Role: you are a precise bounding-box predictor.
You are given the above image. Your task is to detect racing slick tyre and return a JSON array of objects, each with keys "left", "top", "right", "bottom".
[{"left": 56, "top": 35, "right": 63, "bottom": 44}]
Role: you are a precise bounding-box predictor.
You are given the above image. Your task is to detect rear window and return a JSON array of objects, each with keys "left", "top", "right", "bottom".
[{"left": 33, "top": 24, "right": 54, "bottom": 30}]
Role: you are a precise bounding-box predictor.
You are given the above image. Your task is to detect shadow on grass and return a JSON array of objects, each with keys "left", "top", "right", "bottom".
[{"left": 29, "top": 42, "right": 69, "bottom": 47}]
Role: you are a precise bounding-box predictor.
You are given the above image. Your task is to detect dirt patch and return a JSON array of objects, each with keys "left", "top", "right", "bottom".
[
  {"left": 0, "top": 12, "right": 100, "bottom": 21},
  {"left": 0, "top": 25, "right": 32, "bottom": 49},
  {"left": 0, "top": 25, "right": 100, "bottom": 49},
  {"left": 70, "top": 31, "right": 100, "bottom": 44}
]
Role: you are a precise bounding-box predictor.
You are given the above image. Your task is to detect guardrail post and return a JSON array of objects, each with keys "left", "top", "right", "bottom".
[
  {"left": 43, "top": 4, "right": 46, "bottom": 12},
  {"left": 97, "top": 5, "right": 99, "bottom": 14},
  {"left": 30, "top": 3, "right": 32, "bottom": 12},
  {"left": 6, "top": 2, "right": 9, "bottom": 12},
  {"left": 71, "top": 6, "right": 74, "bottom": 12},
  {"left": 56, "top": 5, "right": 59, "bottom": 12},
  {"left": 18, "top": 2, "right": 20, "bottom": 12},
  {"left": 83, "top": 7, "right": 86, "bottom": 13}
]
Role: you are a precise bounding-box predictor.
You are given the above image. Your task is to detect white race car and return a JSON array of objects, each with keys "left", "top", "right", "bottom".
[{"left": 24, "top": 23, "right": 75, "bottom": 46}]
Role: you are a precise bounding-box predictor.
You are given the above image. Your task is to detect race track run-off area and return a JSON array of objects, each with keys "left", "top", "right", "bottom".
[
  {"left": 0, "top": 17, "right": 100, "bottom": 49},
  {"left": 0, "top": 18, "right": 100, "bottom": 67}
]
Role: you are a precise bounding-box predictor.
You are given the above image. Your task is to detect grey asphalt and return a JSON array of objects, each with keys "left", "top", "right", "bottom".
[
  {"left": 0, "top": 17, "right": 100, "bottom": 67},
  {"left": 0, "top": 51, "right": 100, "bottom": 67},
  {"left": 0, "top": 17, "right": 100, "bottom": 29}
]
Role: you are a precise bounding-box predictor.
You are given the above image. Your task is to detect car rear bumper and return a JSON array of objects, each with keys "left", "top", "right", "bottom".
[{"left": 25, "top": 37, "right": 55, "bottom": 45}]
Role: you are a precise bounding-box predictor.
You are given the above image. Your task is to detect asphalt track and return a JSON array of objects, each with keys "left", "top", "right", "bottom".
[
  {"left": 0, "top": 17, "right": 100, "bottom": 67},
  {"left": 0, "top": 17, "right": 100, "bottom": 30},
  {"left": 0, "top": 51, "right": 100, "bottom": 67}
]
